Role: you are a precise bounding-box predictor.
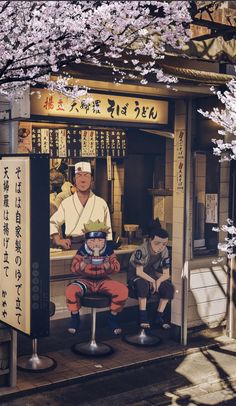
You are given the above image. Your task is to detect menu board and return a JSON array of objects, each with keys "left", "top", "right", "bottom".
[
  {"left": 96, "top": 129, "right": 126, "bottom": 158},
  {"left": 66, "top": 128, "right": 81, "bottom": 158},
  {"left": 81, "top": 130, "right": 97, "bottom": 157},
  {"left": 31, "top": 127, "right": 126, "bottom": 158}
]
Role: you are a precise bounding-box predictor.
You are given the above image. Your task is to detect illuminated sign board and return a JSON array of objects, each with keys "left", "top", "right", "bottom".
[
  {"left": 31, "top": 89, "right": 173, "bottom": 129},
  {"left": 0, "top": 155, "right": 50, "bottom": 338}
]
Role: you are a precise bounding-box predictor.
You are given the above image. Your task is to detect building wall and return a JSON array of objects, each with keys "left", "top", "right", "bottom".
[
  {"left": 188, "top": 257, "right": 228, "bottom": 328},
  {"left": 187, "top": 99, "right": 230, "bottom": 331},
  {"left": 0, "top": 123, "right": 11, "bottom": 154},
  {"left": 187, "top": 162, "right": 230, "bottom": 330}
]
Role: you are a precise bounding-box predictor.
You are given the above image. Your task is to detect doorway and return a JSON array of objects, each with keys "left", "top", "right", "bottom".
[{"left": 124, "top": 154, "right": 154, "bottom": 236}]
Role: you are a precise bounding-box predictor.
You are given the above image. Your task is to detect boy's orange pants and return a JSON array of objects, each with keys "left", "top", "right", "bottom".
[{"left": 66, "top": 278, "right": 128, "bottom": 313}]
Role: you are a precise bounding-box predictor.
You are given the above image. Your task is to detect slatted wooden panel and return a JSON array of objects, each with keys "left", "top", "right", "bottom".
[{"left": 188, "top": 265, "right": 228, "bottom": 328}]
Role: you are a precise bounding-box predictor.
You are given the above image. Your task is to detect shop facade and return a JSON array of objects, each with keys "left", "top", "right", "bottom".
[{"left": 0, "top": 66, "right": 234, "bottom": 348}]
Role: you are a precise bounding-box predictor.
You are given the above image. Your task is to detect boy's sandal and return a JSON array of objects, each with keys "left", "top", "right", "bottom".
[
  {"left": 155, "top": 314, "right": 171, "bottom": 330},
  {"left": 162, "top": 322, "right": 171, "bottom": 330},
  {"left": 68, "top": 312, "right": 80, "bottom": 334},
  {"left": 139, "top": 310, "right": 150, "bottom": 329},
  {"left": 108, "top": 313, "right": 122, "bottom": 335}
]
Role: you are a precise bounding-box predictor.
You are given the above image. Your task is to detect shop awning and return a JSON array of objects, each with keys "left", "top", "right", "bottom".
[
  {"left": 160, "top": 63, "right": 234, "bottom": 85},
  {"left": 141, "top": 129, "right": 174, "bottom": 139},
  {"left": 165, "top": 36, "right": 236, "bottom": 65}
]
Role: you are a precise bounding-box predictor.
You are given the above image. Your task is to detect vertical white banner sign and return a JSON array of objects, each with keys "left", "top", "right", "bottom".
[
  {"left": 0, "top": 157, "right": 31, "bottom": 334},
  {"left": 81, "top": 130, "right": 96, "bottom": 157},
  {"left": 58, "top": 129, "right": 67, "bottom": 157}
]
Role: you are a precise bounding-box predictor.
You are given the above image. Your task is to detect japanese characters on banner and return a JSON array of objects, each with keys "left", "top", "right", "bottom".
[
  {"left": 58, "top": 129, "right": 67, "bottom": 158},
  {"left": 29, "top": 127, "right": 126, "bottom": 158},
  {"left": 31, "top": 89, "right": 169, "bottom": 125},
  {"left": 107, "top": 156, "right": 112, "bottom": 181},
  {"left": 66, "top": 127, "right": 81, "bottom": 158},
  {"left": 205, "top": 193, "right": 218, "bottom": 224},
  {"left": 41, "top": 128, "right": 50, "bottom": 154},
  {"left": 0, "top": 155, "right": 50, "bottom": 338},
  {"left": 96, "top": 129, "right": 126, "bottom": 157},
  {"left": 176, "top": 130, "right": 185, "bottom": 193},
  {"left": 81, "top": 130, "right": 96, "bottom": 157},
  {"left": 0, "top": 157, "right": 31, "bottom": 334}
]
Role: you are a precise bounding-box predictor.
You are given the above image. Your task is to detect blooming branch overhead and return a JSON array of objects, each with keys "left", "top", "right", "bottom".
[
  {"left": 199, "top": 78, "right": 236, "bottom": 258},
  {"left": 0, "top": 1, "right": 191, "bottom": 98},
  {"left": 199, "top": 79, "right": 236, "bottom": 162},
  {"left": 213, "top": 219, "right": 236, "bottom": 258}
]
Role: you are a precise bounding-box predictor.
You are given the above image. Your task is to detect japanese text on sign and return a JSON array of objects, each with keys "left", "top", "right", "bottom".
[
  {"left": 81, "top": 130, "right": 96, "bottom": 157},
  {"left": 30, "top": 127, "right": 126, "bottom": 158},
  {"left": 176, "top": 130, "right": 185, "bottom": 193},
  {"left": 205, "top": 194, "right": 218, "bottom": 224},
  {"left": 0, "top": 158, "right": 31, "bottom": 334},
  {"left": 31, "top": 89, "right": 169, "bottom": 125}
]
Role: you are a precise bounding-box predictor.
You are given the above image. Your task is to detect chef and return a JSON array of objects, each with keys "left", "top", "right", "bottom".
[{"left": 50, "top": 161, "right": 112, "bottom": 250}]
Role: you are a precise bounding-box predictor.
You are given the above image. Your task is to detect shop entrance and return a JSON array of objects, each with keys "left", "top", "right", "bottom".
[{"left": 124, "top": 154, "right": 154, "bottom": 236}]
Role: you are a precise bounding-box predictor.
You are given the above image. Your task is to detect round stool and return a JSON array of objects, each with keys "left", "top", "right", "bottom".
[
  {"left": 17, "top": 301, "right": 57, "bottom": 372},
  {"left": 72, "top": 293, "right": 113, "bottom": 357},
  {"left": 123, "top": 328, "right": 162, "bottom": 347}
]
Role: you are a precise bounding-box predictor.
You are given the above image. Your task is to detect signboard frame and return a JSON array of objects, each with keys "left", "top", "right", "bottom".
[
  {"left": 30, "top": 88, "right": 175, "bottom": 132},
  {"left": 0, "top": 154, "right": 50, "bottom": 338}
]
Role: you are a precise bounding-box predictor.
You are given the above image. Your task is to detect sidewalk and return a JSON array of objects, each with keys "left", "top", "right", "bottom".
[{"left": 0, "top": 319, "right": 235, "bottom": 401}]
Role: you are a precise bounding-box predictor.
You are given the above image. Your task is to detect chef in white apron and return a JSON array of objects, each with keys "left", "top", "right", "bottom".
[{"left": 50, "top": 162, "right": 112, "bottom": 250}]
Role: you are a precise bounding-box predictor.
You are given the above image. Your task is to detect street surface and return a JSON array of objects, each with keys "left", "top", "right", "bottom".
[{"left": 1, "top": 341, "right": 236, "bottom": 406}]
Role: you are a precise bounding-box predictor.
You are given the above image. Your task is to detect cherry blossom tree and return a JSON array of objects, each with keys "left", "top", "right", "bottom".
[
  {"left": 199, "top": 79, "right": 236, "bottom": 258},
  {"left": 213, "top": 219, "right": 236, "bottom": 259},
  {"left": 0, "top": 0, "right": 191, "bottom": 98},
  {"left": 199, "top": 79, "right": 236, "bottom": 162}
]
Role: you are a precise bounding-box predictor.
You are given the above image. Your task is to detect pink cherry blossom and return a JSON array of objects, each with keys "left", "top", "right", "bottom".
[
  {"left": 0, "top": 1, "right": 191, "bottom": 98},
  {"left": 199, "top": 79, "right": 236, "bottom": 257}
]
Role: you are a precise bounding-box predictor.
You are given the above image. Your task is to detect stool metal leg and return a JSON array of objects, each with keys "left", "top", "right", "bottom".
[
  {"left": 72, "top": 308, "right": 113, "bottom": 356},
  {"left": 17, "top": 338, "right": 57, "bottom": 372},
  {"left": 91, "top": 307, "right": 96, "bottom": 346},
  {"left": 123, "top": 328, "right": 162, "bottom": 347}
]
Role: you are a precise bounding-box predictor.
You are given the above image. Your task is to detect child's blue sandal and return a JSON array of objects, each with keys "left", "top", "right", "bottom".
[
  {"left": 108, "top": 313, "right": 122, "bottom": 335},
  {"left": 68, "top": 312, "right": 80, "bottom": 334}
]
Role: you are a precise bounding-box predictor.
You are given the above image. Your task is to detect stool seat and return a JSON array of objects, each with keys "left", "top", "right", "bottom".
[{"left": 81, "top": 293, "right": 111, "bottom": 308}]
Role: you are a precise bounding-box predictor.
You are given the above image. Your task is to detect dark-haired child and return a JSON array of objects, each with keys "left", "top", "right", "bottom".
[{"left": 128, "top": 219, "right": 174, "bottom": 329}]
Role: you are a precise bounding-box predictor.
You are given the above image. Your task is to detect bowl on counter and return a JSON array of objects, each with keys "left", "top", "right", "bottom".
[{"left": 91, "top": 257, "right": 105, "bottom": 265}]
